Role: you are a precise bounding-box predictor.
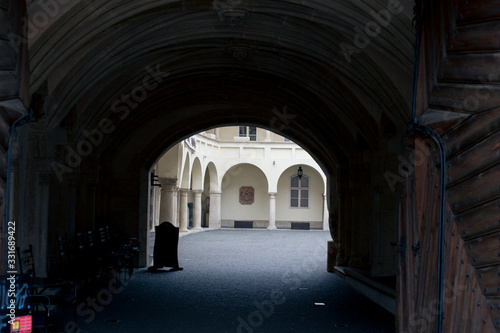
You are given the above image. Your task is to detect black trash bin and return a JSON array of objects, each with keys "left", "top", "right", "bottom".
[{"left": 148, "top": 221, "right": 183, "bottom": 271}]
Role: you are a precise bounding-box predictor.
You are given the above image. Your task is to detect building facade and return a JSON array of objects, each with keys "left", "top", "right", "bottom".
[{"left": 150, "top": 127, "right": 328, "bottom": 233}]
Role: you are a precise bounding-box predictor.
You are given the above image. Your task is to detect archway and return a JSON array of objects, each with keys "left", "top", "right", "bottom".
[
  {"left": 276, "top": 164, "right": 327, "bottom": 230},
  {"left": 8, "top": 1, "right": 416, "bottom": 329}
]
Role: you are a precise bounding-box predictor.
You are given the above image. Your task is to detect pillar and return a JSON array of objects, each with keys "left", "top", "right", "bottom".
[
  {"left": 193, "top": 190, "right": 203, "bottom": 230},
  {"left": 154, "top": 186, "right": 161, "bottom": 227},
  {"left": 268, "top": 192, "right": 277, "bottom": 230},
  {"left": 265, "top": 130, "right": 271, "bottom": 142},
  {"left": 336, "top": 167, "right": 351, "bottom": 266},
  {"left": 173, "top": 188, "right": 179, "bottom": 226},
  {"left": 322, "top": 194, "right": 329, "bottom": 231},
  {"left": 159, "top": 177, "right": 177, "bottom": 224},
  {"left": 179, "top": 189, "right": 189, "bottom": 232},
  {"left": 349, "top": 187, "right": 363, "bottom": 268},
  {"left": 209, "top": 191, "right": 221, "bottom": 229},
  {"left": 35, "top": 171, "right": 52, "bottom": 277}
]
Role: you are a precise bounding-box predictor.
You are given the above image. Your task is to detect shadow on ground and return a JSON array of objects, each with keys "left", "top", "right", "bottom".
[{"left": 75, "top": 230, "right": 395, "bottom": 333}]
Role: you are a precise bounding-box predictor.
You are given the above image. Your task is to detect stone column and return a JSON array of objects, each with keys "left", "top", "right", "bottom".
[
  {"left": 265, "top": 130, "right": 271, "bottom": 142},
  {"left": 322, "top": 194, "right": 329, "bottom": 231},
  {"left": 348, "top": 187, "right": 363, "bottom": 268},
  {"left": 67, "top": 176, "right": 79, "bottom": 239},
  {"left": 179, "top": 189, "right": 189, "bottom": 232},
  {"left": 193, "top": 190, "right": 203, "bottom": 230},
  {"left": 154, "top": 186, "right": 161, "bottom": 227},
  {"left": 336, "top": 168, "right": 351, "bottom": 266},
  {"left": 173, "top": 188, "right": 179, "bottom": 226},
  {"left": 268, "top": 192, "right": 277, "bottom": 230},
  {"left": 209, "top": 191, "right": 221, "bottom": 229},
  {"left": 35, "top": 171, "right": 52, "bottom": 277},
  {"left": 159, "top": 177, "right": 177, "bottom": 224}
]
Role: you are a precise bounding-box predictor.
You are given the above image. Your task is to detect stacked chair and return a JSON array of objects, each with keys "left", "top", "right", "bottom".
[
  {"left": 16, "top": 226, "right": 140, "bottom": 331},
  {"left": 16, "top": 244, "right": 78, "bottom": 331}
]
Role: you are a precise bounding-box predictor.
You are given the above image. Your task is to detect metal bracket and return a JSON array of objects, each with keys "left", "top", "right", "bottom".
[
  {"left": 391, "top": 236, "right": 407, "bottom": 265},
  {"left": 150, "top": 171, "right": 161, "bottom": 187},
  {"left": 412, "top": 241, "right": 421, "bottom": 257}
]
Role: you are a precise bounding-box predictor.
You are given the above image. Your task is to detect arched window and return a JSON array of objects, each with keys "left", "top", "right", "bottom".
[{"left": 290, "top": 175, "right": 309, "bottom": 208}]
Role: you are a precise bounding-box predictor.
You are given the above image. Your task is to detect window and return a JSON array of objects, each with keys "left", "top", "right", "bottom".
[
  {"left": 283, "top": 137, "right": 291, "bottom": 142},
  {"left": 239, "top": 126, "right": 257, "bottom": 141},
  {"left": 290, "top": 175, "right": 309, "bottom": 208}
]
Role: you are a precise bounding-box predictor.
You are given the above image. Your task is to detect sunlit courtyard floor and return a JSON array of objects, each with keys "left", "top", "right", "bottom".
[{"left": 76, "top": 230, "right": 395, "bottom": 333}]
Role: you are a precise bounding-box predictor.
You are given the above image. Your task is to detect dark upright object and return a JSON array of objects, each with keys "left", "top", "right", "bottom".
[{"left": 149, "top": 222, "right": 183, "bottom": 271}]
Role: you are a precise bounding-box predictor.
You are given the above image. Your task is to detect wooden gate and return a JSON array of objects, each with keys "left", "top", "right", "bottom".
[{"left": 397, "top": 0, "right": 500, "bottom": 331}]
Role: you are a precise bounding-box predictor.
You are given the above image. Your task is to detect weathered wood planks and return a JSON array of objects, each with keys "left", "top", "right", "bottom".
[
  {"left": 455, "top": 199, "right": 500, "bottom": 239},
  {"left": 447, "top": 130, "right": 500, "bottom": 186},
  {"left": 448, "top": 167, "right": 500, "bottom": 214},
  {"left": 450, "top": 21, "right": 500, "bottom": 53},
  {"left": 456, "top": 0, "right": 500, "bottom": 25},
  {"left": 445, "top": 107, "right": 500, "bottom": 157},
  {"left": 404, "top": 0, "right": 500, "bottom": 330}
]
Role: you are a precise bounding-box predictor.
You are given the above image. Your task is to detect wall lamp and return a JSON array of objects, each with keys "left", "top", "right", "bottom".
[
  {"left": 298, "top": 166, "right": 303, "bottom": 179},
  {"left": 150, "top": 171, "right": 161, "bottom": 187}
]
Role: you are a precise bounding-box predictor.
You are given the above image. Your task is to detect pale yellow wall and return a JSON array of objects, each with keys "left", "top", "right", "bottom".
[
  {"left": 205, "top": 129, "right": 216, "bottom": 135},
  {"left": 218, "top": 126, "right": 237, "bottom": 141},
  {"left": 221, "top": 164, "right": 269, "bottom": 221},
  {"left": 157, "top": 144, "right": 180, "bottom": 179},
  {"left": 275, "top": 165, "right": 324, "bottom": 222},
  {"left": 216, "top": 126, "right": 289, "bottom": 142},
  {"left": 270, "top": 131, "right": 287, "bottom": 141}
]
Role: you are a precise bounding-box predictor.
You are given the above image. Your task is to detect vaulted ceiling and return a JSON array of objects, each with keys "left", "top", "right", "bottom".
[{"left": 27, "top": 0, "right": 415, "bottom": 174}]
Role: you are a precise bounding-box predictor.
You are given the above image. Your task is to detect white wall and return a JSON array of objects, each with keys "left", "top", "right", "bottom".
[
  {"left": 153, "top": 127, "right": 329, "bottom": 229},
  {"left": 276, "top": 165, "right": 324, "bottom": 222},
  {"left": 221, "top": 164, "right": 269, "bottom": 221}
]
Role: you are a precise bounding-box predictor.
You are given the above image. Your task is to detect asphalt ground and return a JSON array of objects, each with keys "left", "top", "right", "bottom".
[{"left": 75, "top": 230, "right": 395, "bottom": 333}]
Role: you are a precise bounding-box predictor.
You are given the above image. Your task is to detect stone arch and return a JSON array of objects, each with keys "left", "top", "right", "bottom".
[
  {"left": 220, "top": 163, "right": 270, "bottom": 228},
  {"left": 191, "top": 157, "right": 203, "bottom": 191},
  {"left": 179, "top": 152, "right": 191, "bottom": 190},
  {"left": 205, "top": 162, "right": 219, "bottom": 192},
  {"left": 276, "top": 164, "right": 327, "bottom": 230},
  {"left": 203, "top": 161, "right": 220, "bottom": 228}
]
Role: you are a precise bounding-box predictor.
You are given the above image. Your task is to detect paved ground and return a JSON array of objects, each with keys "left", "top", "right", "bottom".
[{"left": 75, "top": 230, "right": 395, "bottom": 333}]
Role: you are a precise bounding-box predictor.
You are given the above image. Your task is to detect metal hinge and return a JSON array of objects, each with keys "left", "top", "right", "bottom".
[
  {"left": 412, "top": 241, "right": 421, "bottom": 257},
  {"left": 391, "top": 236, "right": 407, "bottom": 265}
]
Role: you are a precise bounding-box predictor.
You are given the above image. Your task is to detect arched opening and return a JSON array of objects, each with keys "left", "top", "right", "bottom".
[
  {"left": 147, "top": 127, "right": 330, "bottom": 235},
  {"left": 276, "top": 165, "right": 327, "bottom": 230},
  {"left": 4, "top": 1, "right": 423, "bottom": 330},
  {"left": 221, "top": 163, "right": 269, "bottom": 228},
  {"left": 3, "top": 0, "right": 499, "bottom": 330}
]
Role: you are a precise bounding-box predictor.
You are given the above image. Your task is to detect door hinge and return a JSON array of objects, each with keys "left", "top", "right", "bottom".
[
  {"left": 391, "top": 236, "right": 406, "bottom": 265},
  {"left": 412, "top": 241, "right": 421, "bottom": 257}
]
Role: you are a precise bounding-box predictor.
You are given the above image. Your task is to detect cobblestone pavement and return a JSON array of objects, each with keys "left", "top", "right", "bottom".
[{"left": 77, "top": 230, "right": 395, "bottom": 333}]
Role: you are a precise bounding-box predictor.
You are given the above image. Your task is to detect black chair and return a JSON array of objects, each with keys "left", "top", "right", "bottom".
[
  {"left": 95, "top": 226, "right": 140, "bottom": 283},
  {"left": 16, "top": 245, "right": 64, "bottom": 294},
  {"left": 115, "top": 237, "right": 140, "bottom": 281},
  {"left": 57, "top": 235, "right": 83, "bottom": 280},
  {"left": 30, "top": 294, "right": 52, "bottom": 333},
  {"left": 56, "top": 235, "right": 83, "bottom": 322}
]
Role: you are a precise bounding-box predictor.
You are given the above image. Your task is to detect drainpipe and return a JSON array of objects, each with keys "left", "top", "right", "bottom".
[
  {"left": 408, "top": 1, "right": 446, "bottom": 332},
  {"left": 4, "top": 110, "right": 32, "bottom": 273}
]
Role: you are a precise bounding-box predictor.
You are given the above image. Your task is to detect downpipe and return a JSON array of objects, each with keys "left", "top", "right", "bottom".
[
  {"left": 408, "top": 122, "right": 446, "bottom": 333},
  {"left": 4, "top": 110, "right": 32, "bottom": 273},
  {"left": 407, "top": 1, "right": 446, "bottom": 332}
]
